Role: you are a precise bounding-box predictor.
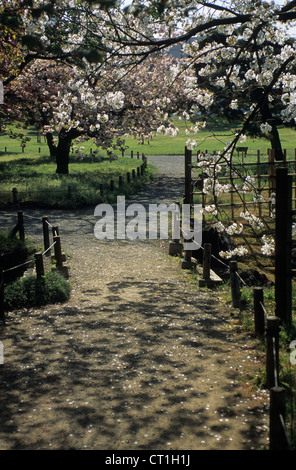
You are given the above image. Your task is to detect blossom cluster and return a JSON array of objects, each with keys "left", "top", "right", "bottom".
[
  {"left": 219, "top": 246, "right": 249, "bottom": 259},
  {"left": 260, "top": 234, "right": 275, "bottom": 256},
  {"left": 3, "top": 0, "right": 296, "bottom": 251}
]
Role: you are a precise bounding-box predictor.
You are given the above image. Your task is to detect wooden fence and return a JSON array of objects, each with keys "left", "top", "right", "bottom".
[
  {"left": 195, "top": 242, "right": 292, "bottom": 450},
  {"left": 0, "top": 211, "right": 68, "bottom": 324},
  {"left": 188, "top": 147, "right": 296, "bottom": 217},
  {"left": 185, "top": 147, "right": 295, "bottom": 324},
  {"left": 182, "top": 147, "right": 295, "bottom": 450}
]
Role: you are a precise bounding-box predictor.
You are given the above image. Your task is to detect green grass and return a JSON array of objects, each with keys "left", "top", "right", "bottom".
[
  {"left": 1, "top": 121, "right": 296, "bottom": 209},
  {"left": 2, "top": 120, "right": 296, "bottom": 158},
  {"left": 0, "top": 124, "right": 157, "bottom": 208},
  {"left": 123, "top": 120, "right": 296, "bottom": 158},
  {"left": 0, "top": 139, "right": 153, "bottom": 208}
]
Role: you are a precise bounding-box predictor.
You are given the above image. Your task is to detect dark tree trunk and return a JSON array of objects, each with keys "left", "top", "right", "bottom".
[
  {"left": 260, "top": 98, "right": 283, "bottom": 160},
  {"left": 56, "top": 130, "right": 72, "bottom": 174},
  {"left": 253, "top": 87, "right": 284, "bottom": 160},
  {"left": 269, "top": 123, "right": 284, "bottom": 161},
  {"left": 45, "top": 132, "right": 57, "bottom": 157}
]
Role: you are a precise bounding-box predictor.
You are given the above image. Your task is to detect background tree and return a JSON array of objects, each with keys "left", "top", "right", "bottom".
[
  {"left": 90, "top": 0, "right": 296, "bottom": 160},
  {"left": 4, "top": 1, "right": 296, "bottom": 165},
  {"left": 4, "top": 52, "right": 200, "bottom": 173}
]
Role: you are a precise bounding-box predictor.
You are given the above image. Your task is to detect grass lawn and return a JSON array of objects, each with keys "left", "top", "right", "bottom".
[
  {"left": 0, "top": 131, "right": 153, "bottom": 208},
  {"left": 123, "top": 120, "right": 296, "bottom": 159},
  {"left": 1, "top": 120, "right": 296, "bottom": 213},
  {"left": 2, "top": 119, "right": 296, "bottom": 158}
]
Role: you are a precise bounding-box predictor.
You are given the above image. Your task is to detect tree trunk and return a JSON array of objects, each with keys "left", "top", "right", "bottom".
[
  {"left": 258, "top": 90, "right": 284, "bottom": 160},
  {"left": 45, "top": 132, "right": 57, "bottom": 157},
  {"left": 269, "top": 123, "right": 284, "bottom": 161},
  {"left": 56, "top": 130, "right": 72, "bottom": 174}
]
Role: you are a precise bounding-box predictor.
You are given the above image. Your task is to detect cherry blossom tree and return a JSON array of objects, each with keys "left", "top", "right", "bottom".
[
  {"left": 92, "top": 0, "right": 296, "bottom": 259},
  {"left": 4, "top": 52, "right": 199, "bottom": 173},
  {"left": 3, "top": 0, "right": 296, "bottom": 257},
  {"left": 13, "top": 0, "right": 295, "bottom": 164}
]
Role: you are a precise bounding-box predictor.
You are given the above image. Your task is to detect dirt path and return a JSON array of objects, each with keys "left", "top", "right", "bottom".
[{"left": 0, "top": 156, "right": 269, "bottom": 450}]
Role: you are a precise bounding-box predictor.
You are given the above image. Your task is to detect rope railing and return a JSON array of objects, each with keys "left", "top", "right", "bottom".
[
  {"left": 0, "top": 211, "right": 68, "bottom": 324},
  {"left": 170, "top": 233, "right": 293, "bottom": 450}
]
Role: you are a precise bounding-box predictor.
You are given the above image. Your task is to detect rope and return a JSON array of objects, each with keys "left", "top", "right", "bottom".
[
  {"left": 3, "top": 259, "right": 34, "bottom": 273},
  {"left": 45, "top": 219, "right": 53, "bottom": 228},
  {"left": 22, "top": 213, "right": 53, "bottom": 228},
  {"left": 196, "top": 242, "right": 230, "bottom": 269},
  {"left": 0, "top": 213, "right": 59, "bottom": 276},
  {"left": 235, "top": 270, "right": 250, "bottom": 288},
  {"left": 260, "top": 300, "right": 267, "bottom": 315},
  {"left": 272, "top": 336, "right": 279, "bottom": 388},
  {"left": 42, "top": 241, "right": 56, "bottom": 256}
]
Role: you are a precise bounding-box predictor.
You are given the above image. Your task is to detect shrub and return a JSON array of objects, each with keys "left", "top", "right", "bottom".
[
  {"left": 4, "top": 271, "right": 71, "bottom": 310},
  {"left": 0, "top": 230, "right": 36, "bottom": 283}
]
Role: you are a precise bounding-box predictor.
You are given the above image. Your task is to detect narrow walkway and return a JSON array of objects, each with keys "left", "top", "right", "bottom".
[{"left": 0, "top": 156, "right": 269, "bottom": 450}]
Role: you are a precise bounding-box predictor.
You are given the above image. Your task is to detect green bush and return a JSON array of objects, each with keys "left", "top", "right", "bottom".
[{"left": 4, "top": 271, "right": 71, "bottom": 310}]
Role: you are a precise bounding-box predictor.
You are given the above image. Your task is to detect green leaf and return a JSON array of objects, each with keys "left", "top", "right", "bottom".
[
  {"left": 21, "top": 34, "right": 44, "bottom": 51},
  {"left": 84, "top": 0, "right": 117, "bottom": 9},
  {"left": 77, "top": 48, "right": 104, "bottom": 63},
  {"left": 0, "top": 14, "right": 22, "bottom": 28}
]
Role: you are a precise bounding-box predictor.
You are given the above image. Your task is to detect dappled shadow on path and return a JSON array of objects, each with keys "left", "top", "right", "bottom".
[
  {"left": 0, "top": 155, "right": 268, "bottom": 450},
  {"left": 0, "top": 274, "right": 264, "bottom": 450}
]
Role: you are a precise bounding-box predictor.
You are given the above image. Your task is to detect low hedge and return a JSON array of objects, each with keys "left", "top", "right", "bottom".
[{"left": 4, "top": 270, "right": 71, "bottom": 310}]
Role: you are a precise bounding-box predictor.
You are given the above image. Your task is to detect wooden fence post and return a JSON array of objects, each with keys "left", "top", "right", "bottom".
[
  {"left": 266, "top": 316, "right": 280, "bottom": 389},
  {"left": 230, "top": 260, "right": 240, "bottom": 308},
  {"left": 35, "top": 252, "right": 44, "bottom": 279},
  {"left": 269, "top": 386, "right": 289, "bottom": 450},
  {"left": 275, "top": 167, "right": 292, "bottom": 325},
  {"left": 42, "top": 216, "right": 50, "bottom": 256},
  {"left": 52, "top": 226, "right": 59, "bottom": 237},
  {"left": 203, "top": 243, "right": 211, "bottom": 280},
  {"left": 253, "top": 287, "right": 265, "bottom": 336},
  {"left": 18, "top": 211, "right": 25, "bottom": 241},
  {"left": 198, "top": 243, "right": 214, "bottom": 287},
  {"left": 169, "top": 206, "right": 183, "bottom": 256},
  {"left": 142, "top": 155, "right": 147, "bottom": 168},
  {"left": 53, "top": 235, "right": 63, "bottom": 268},
  {"left": 12, "top": 188, "right": 18, "bottom": 204},
  {"left": 53, "top": 235, "right": 68, "bottom": 278}
]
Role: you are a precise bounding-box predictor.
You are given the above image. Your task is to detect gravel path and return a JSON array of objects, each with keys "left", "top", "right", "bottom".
[{"left": 0, "top": 155, "right": 269, "bottom": 451}]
